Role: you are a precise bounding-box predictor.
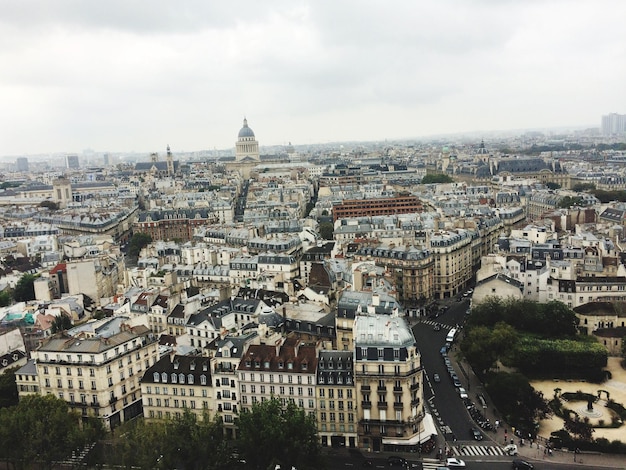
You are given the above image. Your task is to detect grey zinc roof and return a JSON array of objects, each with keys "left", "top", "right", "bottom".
[{"left": 354, "top": 315, "right": 415, "bottom": 348}]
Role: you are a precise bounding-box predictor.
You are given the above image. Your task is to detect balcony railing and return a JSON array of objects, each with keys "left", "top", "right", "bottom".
[{"left": 361, "top": 400, "right": 372, "bottom": 409}]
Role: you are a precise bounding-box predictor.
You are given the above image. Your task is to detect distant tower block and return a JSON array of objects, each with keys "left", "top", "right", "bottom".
[
  {"left": 166, "top": 145, "right": 174, "bottom": 176},
  {"left": 53, "top": 178, "right": 73, "bottom": 209},
  {"left": 16, "top": 157, "right": 29, "bottom": 172},
  {"left": 66, "top": 155, "right": 79, "bottom": 169}
]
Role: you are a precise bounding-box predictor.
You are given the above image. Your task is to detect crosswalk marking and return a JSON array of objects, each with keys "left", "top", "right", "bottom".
[
  {"left": 452, "top": 445, "right": 506, "bottom": 456},
  {"left": 421, "top": 458, "right": 444, "bottom": 469}
]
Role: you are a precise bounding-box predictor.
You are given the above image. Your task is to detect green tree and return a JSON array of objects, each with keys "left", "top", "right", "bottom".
[
  {"left": 572, "top": 182, "right": 596, "bottom": 192},
  {"left": 0, "top": 394, "right": 91, "bottom": 470},
  {"left": 13, "top": 274, "right": 37, "bottom": 302},
  {"left": 558, "top": 195, "right": 586, "bottom": 208},
  {"left": 564, "top": 415, "right": 594, "bottom": 441},
  {"left": 421, "top": 173, "right": 453, "bottom": 184},
  {"left": 0, "top": 367, "right": 19, "bottom": 409},
  {"left": 0, "top": 290, "right": 11, "bottom": 307},
  {"left": 486, "top": 372, "right": 551, "bottom": 435},
  {"left": 546, "top": 182, "right": 561, "bottom": 190},
  {"left": 51, "top": 313, "right": 73, "bottom": 334},
  {"left": 38, "top": 200, "right": 59, "bottom": 211},
  {"left": 318, "top": 222, "right": 334, "bottom": 240},
  {"left": 237, "top": 398, "right": 321, "bottom": 470},
  {"left": 116, "top": 410, "right": 228, "bottom": 470},
  {"left": 128, "top": 233, "right": 152, "bottom": 258}
]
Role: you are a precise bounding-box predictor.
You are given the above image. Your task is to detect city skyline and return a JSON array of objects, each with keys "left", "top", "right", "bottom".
[{"left": 1, "top": 0, "right": 625, "bottom": 158}]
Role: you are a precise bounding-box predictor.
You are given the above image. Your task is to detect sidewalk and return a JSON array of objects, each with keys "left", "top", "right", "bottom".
[{"left": 454, "top": 353, "right": 626, "bottom": 469}]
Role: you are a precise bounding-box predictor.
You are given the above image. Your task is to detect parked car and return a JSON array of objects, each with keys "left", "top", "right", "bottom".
[
  {"left": 457, "top": 387, "right": 468, "bottom": 399},
  {"left": 445, "top": 457, "right": 466, "bottom": 468},
  {"left": 433, "top": 373, "right": 441, "bottom": 383},
  {"left": 512, "top": 458, "right": 533, "bottom": 469}
]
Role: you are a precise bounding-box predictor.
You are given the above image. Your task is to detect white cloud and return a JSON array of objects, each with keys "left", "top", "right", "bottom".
[{"left": 1, "top": 0, "right": 625, "bottom": 157}]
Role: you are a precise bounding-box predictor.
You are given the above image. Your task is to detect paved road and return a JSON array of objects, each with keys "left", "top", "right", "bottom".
[{"left": 412, "top": 298, "right": 478, "bottom": 444}]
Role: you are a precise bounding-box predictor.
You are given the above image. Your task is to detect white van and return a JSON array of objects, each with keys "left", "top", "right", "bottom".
[{"left": 446, "top": 328, "right": 457, "bottom": 343}]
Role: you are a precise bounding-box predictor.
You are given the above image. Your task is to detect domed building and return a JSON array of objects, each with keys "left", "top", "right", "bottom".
[{"left": 235, "top": 118, "right": 260, "bottom": 163}]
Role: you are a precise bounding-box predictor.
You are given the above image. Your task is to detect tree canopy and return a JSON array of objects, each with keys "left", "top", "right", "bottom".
[
  {"left": 112, "top": 410, "right": 229, "bottom": 470},
  {"left": 237, "top": 398, "right": 321, "bottom": 470},
  {"left": 318, "top": 222, "right": 334, "bottom": 240},
  {"left": 128, "top": 232, "right": 152, "bottom": 258},
  {"left": 0, "top": 394, "right": 104, "bottom": 470},
  {"left": 421, "top": 173, "right": 453, "bottom": 184},
  {"left": 13, "top": 274, "right": 37, "bottom": 302},
  {"left": 51, "top": 313, "right": 73, "bottom": 334}
]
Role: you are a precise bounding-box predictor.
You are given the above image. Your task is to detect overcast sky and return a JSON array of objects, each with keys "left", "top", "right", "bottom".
[{"left": 1, "top": 0, "right": 625, "bottom": 157}]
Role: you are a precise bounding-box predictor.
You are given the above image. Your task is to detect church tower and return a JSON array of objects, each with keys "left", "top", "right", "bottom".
[
  {"left": 166, "top": 145, "right": 174, "bottom": 176},
  {"left": 235, "top": 118, "right": 260, "bottom": 162}
]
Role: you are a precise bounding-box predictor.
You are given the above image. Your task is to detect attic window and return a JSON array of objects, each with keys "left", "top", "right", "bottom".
[
  {"left": 190, "top": 362, "right": 196, "bottom": 371},
  {"left": 173, "top": 361, "right": 179, "bottom": 370},
  {"left": 161, "top": 372, "right": 167, "bottom": 383},
  {"left": 153, "top": 372, "right": 160, "bottom": 382},
  {"left": 254, "top": 360, "right": 260, "bottom": 368},
  {"left": 301, "top": 362, "right": 308, "bottom": 370},
  {"left": 287, "top": 362, "right": 293, "bottom": 370},
  {"left": 245, "top": 360, "right": 251, "bottom": 367},
  {"left": 171, "top": 373, "right": 177, "bottom": 383},
  {"left": 278, "top": 361, "right": 284, "bottom": 369},
  {"left": 264, "top": 361, "right": 270, "bottom": 368}
]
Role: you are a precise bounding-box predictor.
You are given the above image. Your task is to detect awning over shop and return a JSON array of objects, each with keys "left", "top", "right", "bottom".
[{"left": 382, "top": 412, "right": 438, "bottom": 446}]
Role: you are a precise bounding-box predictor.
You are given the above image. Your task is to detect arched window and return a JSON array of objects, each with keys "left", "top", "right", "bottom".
[
  {"left": 179, "top": 373, "right": 185, "bottom": 384},
  {"left": 153, "top": 372, "right": 160, "bottom": 382},
  {"left": 188, "top": 374, "right": 194, "bottom": 384},
  {"left": 171, "top": 373, "right": 177, "bottom": 383},
  {"left": 200, "top": 375, "right": 206, "bottom": 385},
  {"left": 161, "top": 372, "right": 167, "bottom": 383}
]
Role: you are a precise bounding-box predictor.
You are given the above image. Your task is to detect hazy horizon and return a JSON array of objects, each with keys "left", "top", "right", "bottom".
[{"left": 1, "top": 1, "right": 624, "bottom": 158}]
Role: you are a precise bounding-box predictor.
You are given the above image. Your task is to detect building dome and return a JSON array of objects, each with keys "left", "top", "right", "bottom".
[{"left": 238, "top": 118, "right": 255, "bottom": 139}]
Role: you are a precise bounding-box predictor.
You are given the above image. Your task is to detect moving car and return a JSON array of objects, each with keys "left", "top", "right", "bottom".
[
  {"left": 433, "top": 373, "right": 441, "bottom": 383},
  {"left": 503, "top": 444, "right": 518, "bottom": 456},
  {"left": 387, "top": 456, "right": 408, "bottom": 467},
  {"left": 445, "top": 457, "right": 466, "bottom": 468},
  {"left": 512, "top": 459, "right": 533, "bottom": 469},
  {"left": 470, "top": 427, "right": 483, "bottom": 441}
]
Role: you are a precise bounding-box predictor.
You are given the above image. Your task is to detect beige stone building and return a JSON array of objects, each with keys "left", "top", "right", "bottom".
[
  {"left": 354, "top": 314, "right": 431, "bottom": 452},
  {"left": 317, "top": 350, "right": 357, "bottom": 448},
  {"left": 237, "top": 337, "right": 318, "bottom": 415},
  {"left": 22, "top": 321, "right": 159, "bottom": 430},
  {"left": 140, "top": 354, "right": 214, "bottom": 420},
  {"left": 429, "top": 230, "right": 473, "bottom": 299}
]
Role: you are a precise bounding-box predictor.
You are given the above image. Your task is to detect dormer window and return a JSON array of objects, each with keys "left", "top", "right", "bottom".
[
  {"left": 188, "top": 374, "right": 194, "bottom": 384},
  {"left": 171, "top": 373, "right": 177, "bottom": 383},
  {"left": 179, "top": 373, "right": 185, "bottom": 384},
  {"left": 301, "top": 362, "right": 308, "bottom": 370},
  {"left": 161, "top": 372, "right": 167, "bottom": 383},
  {"left": 200, "top": 374, "right": 206, "bottom": 385},
  {"left": 278, "top": 361, "right": 284, "bottom": 369},
  {"left": 245, "top": 360, "right": 251, "bottom": 367},
  {"left": 173, "top": 361, "right": 179, "bottom": 370},
  {"left": 153, "top": 372, "right": 160, "bottom": 382},
  {"left": 264, "top": 361, "right": 270, "bottom": 368},
  {"left": 190, "top": 362, "right": 196, "bottom": 371},
  {"left": 202, "top": 363, "right": 208, "bottom": 371},
  {"left": 287, "top": 362, "right": 293, "bottom": 370},
  {"left": 254, "top": 360, "right": 260, "bottom": 368}
]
